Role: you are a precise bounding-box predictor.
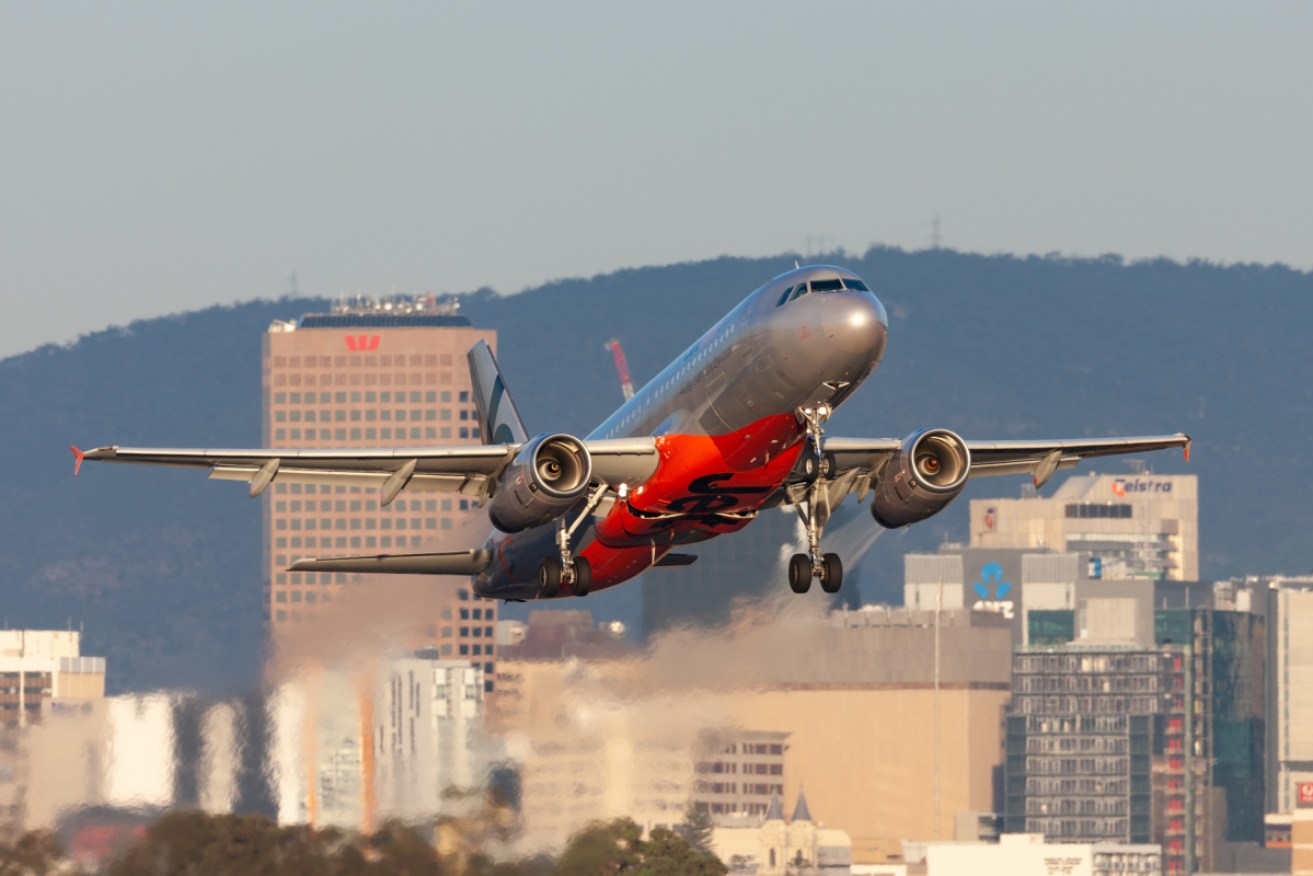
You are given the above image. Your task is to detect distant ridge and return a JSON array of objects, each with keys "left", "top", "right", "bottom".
[{"left": 5, "top": 247, "right": 1310, "bottom": 693}]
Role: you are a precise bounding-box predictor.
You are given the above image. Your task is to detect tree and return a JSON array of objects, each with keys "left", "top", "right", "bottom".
[
  {"left": 0, "top": 829, "right": 65, "bottom": 876},
  {"left": 550, "top": 819, "right": 642, "bottom": 876},
  {"left": 551, "top": 819, "right": 725, "bottom": 876},
  {"left": 634, "top": 827, "right": 725, "bottom": 876},
  {"left": 675, "top": 801, "right": 715, "bottom": 856}
]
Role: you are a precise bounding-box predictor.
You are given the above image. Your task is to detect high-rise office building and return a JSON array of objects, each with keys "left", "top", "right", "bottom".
[
  {"left": 1009, "top": 602, "right": 1265, "bottom": 874},
  {"left": 969, "top": 472, "right": 1198, "bottom": 581},
  {"left": 262, "top": 297, "right": 498, "bottom": 687},
  {"left": 1259, "top": 576, "right": 1313, "bottom": 817}
]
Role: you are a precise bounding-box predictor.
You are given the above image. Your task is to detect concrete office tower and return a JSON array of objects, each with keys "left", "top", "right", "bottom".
[
  {"left": 270, "top": 656, "right": 488, "bottom": 830},
  {"left": 262, "top": 297, "right": 499, "bottom": 688},
  {"left": 694, "top": 730, "right": 789, "bottom": 822},
  {"left": 969, "top": 472, "right": 1198, "bottom": 581},
  {"left": 1260, "top": 576, "right": 1313, "bottom": 817},
  {"left": 374, "top": 657, "right": 488, "bottom": 821},
  {"left": 0, "top": 631, "right": 106, "bottom": 830},
  {"left": 0, "top": 630, "right": 105, "bottom": 727}
]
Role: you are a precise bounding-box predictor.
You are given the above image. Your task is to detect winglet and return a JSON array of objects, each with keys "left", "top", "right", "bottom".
[
  {"left": 70, "top": 445, "right": 86, "bottom": 477},
  {"left": 1184, "top": 438, "right": 1191, "bottom": 463}
]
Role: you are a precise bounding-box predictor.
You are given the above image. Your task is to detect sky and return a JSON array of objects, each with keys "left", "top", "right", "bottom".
[{"left": 2, "top": 2, "right": 1311, "bottom": 361}]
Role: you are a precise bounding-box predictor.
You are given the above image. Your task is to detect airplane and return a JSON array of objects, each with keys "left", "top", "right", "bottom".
[{"left": 73, "top": 265, "right": 1190, "bottom": 601}]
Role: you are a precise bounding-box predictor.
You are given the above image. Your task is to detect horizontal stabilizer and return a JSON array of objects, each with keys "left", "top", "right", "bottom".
[
  {"left": 654, "top": 553, "right": 698, "bottom": 567},
  {"left": 289, "top": 549, "right": 491, "bottom": 576}
]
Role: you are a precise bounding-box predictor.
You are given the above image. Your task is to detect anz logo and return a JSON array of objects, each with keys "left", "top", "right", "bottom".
[{"left": 971, "top": 562, "right": 1016, "bottom": 619}]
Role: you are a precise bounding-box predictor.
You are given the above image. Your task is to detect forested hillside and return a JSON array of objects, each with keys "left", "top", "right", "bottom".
[{"left": 3, "top": 246, "right": 1308, "bottom": 693}]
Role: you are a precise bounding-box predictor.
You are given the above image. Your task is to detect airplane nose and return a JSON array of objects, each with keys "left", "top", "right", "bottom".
[{"left": 821, "top": 292, "right": 888, "bottom": 356}]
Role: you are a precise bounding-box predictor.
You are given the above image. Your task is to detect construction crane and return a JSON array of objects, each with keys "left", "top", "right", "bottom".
[{"left": 604, "top": 338, "right": 635, "bottom": 402}]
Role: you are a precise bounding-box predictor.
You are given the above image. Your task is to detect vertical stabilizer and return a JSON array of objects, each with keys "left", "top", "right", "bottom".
[{"left": 467, "top": 340, "right": 529, "bottom": 446}]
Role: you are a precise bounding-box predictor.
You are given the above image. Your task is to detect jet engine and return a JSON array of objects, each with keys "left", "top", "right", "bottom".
[
  {"left": 488, "top": 433, "right": 593, "bottom": 533},
  {"left": 870, "top": 428, "right": 970, "bottom": 528}
]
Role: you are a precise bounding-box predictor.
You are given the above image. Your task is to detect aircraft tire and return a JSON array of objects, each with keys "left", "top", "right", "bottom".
[
  {"left": 820, "top": 553, "right": 843, "bottom": 594},
  {"left": 788, "top": 554, "right": 813, "bottom": 593},
  {"left": 571, "top": 557, "right": 592, "bottom": 598},
  {"left": 821, "top": 452, "right": 837, "bottom": 479},
  {"left": 537, "top": 558, "right": 562, "bottom": 598},
  {"left": 801, "top": 451, "right": 820, "bottom": 484}
]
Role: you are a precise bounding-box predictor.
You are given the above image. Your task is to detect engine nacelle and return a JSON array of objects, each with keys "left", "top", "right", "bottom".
[
  {"left": 870, "top": 428, "right": 971, "bottom": 529},
  {"left": 487, "top": 433, "right": 593, "bottom": 533}
]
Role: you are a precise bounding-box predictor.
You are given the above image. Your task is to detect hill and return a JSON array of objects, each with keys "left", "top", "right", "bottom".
[{"left": 2, "top": 246, "right": 1309, "bottom": 693}]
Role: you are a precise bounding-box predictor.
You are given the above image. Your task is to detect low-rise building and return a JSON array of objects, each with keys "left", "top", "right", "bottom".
[
  {"left": 713, "top": 792, "right": 852, "bottom": 875},
  {"left": 926, "top": 832, "right": 1161, "bottom": 876}
]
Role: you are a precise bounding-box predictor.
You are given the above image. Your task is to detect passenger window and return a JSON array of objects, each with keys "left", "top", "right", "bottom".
[
  {"left": 789, "top": 283, "right": 809, "bottom": 301},
  {"left": 776, "top": 286, "right": 794, "bottom": 307}
]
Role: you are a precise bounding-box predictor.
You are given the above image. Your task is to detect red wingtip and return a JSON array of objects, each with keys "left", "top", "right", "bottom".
[
  {"left": 1184, "top": 442, "right": 1191, "bottom": 463},
  {"left": 70, "top": 445, "right": 85, "bottom": 477}
]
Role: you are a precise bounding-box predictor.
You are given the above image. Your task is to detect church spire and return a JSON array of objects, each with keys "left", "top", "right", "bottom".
[
  {"left": 765, "top": 793, "right": 785, "bottom": 821},
  {"left": 791, "top": 789, "right": 812, "bottom": 822}
]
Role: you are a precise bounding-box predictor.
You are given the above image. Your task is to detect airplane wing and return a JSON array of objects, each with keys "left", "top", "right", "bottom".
[
  {"left": 288, "top": 549, "right": 492, "bottom": 575},
  {"left": 73, "top": 438, "right": 658, "bottom": 507},
  {"left": 795, "top": 433, "right": 1192, "bottom": 511}
]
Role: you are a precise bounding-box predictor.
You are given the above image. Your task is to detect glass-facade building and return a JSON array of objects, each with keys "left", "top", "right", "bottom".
[{"left": 1008, "top": 608, "right": 1264, "bottom": 874}]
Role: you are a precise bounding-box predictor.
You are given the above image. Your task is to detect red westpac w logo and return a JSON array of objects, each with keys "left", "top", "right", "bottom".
[{"left": 345, "top": 335, "right": 380, "bottom": 352}]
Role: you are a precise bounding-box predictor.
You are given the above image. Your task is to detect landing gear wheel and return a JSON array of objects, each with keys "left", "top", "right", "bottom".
[
  {"left": 801, "top": 452, "right": 818, "bottom": 483},
  {"left": 788, "top": 553, "right": 813, "bottom": 593},
  {"left": 570, "top": 557, "right": 592, "bottom": 597},
  {"left": 537, "top": 558, "right": 562, "bottom": 598},
  {"left": 820, "top": 452, "right": 836, "bottom": 479},
  {"left": 820, "top": 553, "right": 844, "bottom": 594}
]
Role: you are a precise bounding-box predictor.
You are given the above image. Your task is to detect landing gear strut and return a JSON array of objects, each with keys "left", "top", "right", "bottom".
[
  {"left": 788, "top": 405, "right": 844, "bottom": 594},
  {"left": 538, "top": 482, "right": 608, "bottom": 598}
]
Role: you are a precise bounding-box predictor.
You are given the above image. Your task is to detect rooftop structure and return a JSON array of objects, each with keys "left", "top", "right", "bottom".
[{"left": 969, "top": 472, "right": 1198, "bottom": 581}]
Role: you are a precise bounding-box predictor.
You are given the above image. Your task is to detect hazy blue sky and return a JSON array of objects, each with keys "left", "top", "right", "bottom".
[{"left": 3, "top": 3, "right": 1310, "bottom": 360}]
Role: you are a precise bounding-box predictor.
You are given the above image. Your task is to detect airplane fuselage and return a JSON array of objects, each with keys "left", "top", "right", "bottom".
[{"left": 476, "top": 266, "right": 889, "bottom": 600}]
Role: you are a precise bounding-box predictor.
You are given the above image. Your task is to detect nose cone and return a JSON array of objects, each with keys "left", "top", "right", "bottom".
[{"left": 821, "top": 292, "right": 889, "bottom": 357}]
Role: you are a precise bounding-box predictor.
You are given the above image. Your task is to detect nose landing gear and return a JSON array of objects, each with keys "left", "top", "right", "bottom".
[{"left": 788, "top": 405, "right": 845, "bottom": 595}]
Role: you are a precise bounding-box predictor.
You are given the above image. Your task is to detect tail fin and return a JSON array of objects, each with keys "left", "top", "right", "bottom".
[{"left": 468, "top": 340, "right": 529, "bottom": 446}]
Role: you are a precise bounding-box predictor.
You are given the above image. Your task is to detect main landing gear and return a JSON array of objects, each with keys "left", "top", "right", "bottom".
[
  {"left": 537, "top": 482, "right": 608, "bottom": 599},
  {"left": 788, "top": 404, "right": 844, "bottom": 595}
]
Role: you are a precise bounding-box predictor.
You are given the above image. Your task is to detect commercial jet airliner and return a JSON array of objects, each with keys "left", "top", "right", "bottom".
[{"left": 73, "top": 265, "right": 1189, "bottom": 601}]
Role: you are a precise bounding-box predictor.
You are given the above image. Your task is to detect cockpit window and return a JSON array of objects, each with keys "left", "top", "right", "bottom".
[
  {"left": 810, "top": 279, "right": 844, "bottom": 293},
  {"left": 842, "top": 278, "right": 870, "bottom": 292},
  {"left": 776, "top": 286, "right": 794, "bottom": 307},
  {"left": 789, "top": 283, "right": 810, "bottom": 301}
]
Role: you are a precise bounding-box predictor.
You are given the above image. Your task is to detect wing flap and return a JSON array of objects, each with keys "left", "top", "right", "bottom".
[{"left": 289, "top": 549, "right": 492, "bottom": 576}]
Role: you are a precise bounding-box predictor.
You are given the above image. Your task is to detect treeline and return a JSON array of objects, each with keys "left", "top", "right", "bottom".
[{"left": 1, "top": 811, "right": 726, "bottom": 876}]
